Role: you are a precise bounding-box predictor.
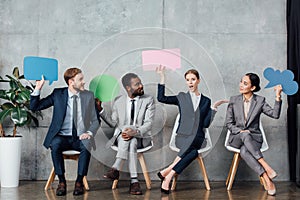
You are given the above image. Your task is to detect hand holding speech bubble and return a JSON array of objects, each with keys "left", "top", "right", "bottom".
[
  {"left": 263, "top": 67, "right": 298, "bottom": 95},
  {"left": 89, "top": 74, "right": 120, "bottom": 102},
  {"left": 142, "top": 48, "right": 181, "bottom": 71},
  {"left": 24, "top": 56, "right": 58, "bottom": 85}
]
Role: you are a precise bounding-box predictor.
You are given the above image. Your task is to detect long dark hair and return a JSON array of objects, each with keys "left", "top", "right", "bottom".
[{"left": 245, "top": 73, "right": 261, "bottom": 92}]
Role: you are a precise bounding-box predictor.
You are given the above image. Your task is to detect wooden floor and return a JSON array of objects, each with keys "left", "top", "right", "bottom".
[{"left": 1, "top": 180, "right": 300, "bottom": 200}]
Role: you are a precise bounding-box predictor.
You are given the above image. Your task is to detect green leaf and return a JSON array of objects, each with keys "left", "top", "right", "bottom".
[
  {"left": 0, "top": 108, "right": 13, "bottom": 123},
  {"left": 15, "top": 90, "right": 30, "bottom": 104},
  {"left": 0, "top": 90, "right": 9, "bottom": 100},
  {"left": 13, "top": 67, "right": 20, "bottom": 79},
  {"left": 10, "top": 107, "right": 27, "bottom": 126},
  {"left": 0, "top": 102, "right": 14, "bottom": 110}
]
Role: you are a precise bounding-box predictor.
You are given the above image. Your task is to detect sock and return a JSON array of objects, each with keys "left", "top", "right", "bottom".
[
  {"left": 58, "top": 175, "right": 66, "bottom": 184},
  {"left": 131, "top": 177, "right": 138, "bottom": 183},
  {"left": 76, "top": 175, "right": 84, "bottom": 183},
  {"left": 112, "top": 158, "right": 123, "bottom": 170}
]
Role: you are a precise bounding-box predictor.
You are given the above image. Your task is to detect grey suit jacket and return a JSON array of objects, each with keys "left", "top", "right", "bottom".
[
  {"left": 100, "top": 94, "right": 155, "bottom": 149},
  {"left": 226, "top": 94, "right": 282, "bottom": 145}
]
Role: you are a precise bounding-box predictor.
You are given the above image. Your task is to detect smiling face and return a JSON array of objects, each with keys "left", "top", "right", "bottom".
[
  {"left": 70, "top": 72, "right": 85, "bottom": 92},
  {"left": 185, "top": 73, "right": 200, "bottom": 93},
  {"left": 127, "top": 77, "right": 144, "bottom": 98},
  {"left": 239, "top": 75, "right": 255, "bottom": 95}
]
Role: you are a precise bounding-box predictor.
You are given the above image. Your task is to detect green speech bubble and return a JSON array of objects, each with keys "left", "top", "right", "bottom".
[{"left": 89, "top": 74, "right": 120, "bottom": 102}]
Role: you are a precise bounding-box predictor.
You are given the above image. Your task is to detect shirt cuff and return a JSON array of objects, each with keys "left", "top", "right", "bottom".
[
  {"left": 87, "top": 131, "right": 93, "bottom": 136},
  {"left": 31, "top": 89, "right": 40, "bottom": 96}
]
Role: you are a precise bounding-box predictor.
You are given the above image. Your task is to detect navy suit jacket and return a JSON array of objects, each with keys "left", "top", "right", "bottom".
[{"left": 30, "top": 87, "right": 100, "bottom": 149}]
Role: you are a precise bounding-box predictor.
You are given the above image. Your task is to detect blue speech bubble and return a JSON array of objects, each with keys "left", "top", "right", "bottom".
[
  {"left": 263, "top": 67, "right": 299, "bottom": 95},
  {"left": 23, "top": 56, "right": 58, "bottom": 85}
]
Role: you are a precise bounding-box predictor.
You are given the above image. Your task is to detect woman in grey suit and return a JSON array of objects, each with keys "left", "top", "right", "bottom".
[
  {"left": 226, "top": 73, "right": 282, "bottom": 196},
  {"left": 156, "top": 66, "right": 226, "bottom": 194}
]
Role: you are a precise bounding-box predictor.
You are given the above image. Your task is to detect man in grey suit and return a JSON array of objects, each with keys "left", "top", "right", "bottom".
[
  {"left": 96, "top": 73, "right": 155, "bottom": 195},
  {"left": 30, "top": 68, "right": 100, "bottom": 196}
]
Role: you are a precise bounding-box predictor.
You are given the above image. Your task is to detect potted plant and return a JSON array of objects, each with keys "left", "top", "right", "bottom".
[{"left": 0, "top": 67, "right": 41, "bottom": 187}]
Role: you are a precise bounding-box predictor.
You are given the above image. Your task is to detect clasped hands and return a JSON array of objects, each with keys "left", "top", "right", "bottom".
[{"left": 121, "top": 127, "right": 137, "bottom": 141}]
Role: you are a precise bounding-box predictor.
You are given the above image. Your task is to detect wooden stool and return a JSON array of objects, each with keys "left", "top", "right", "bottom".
[
  {"left": 111, "top": 143, "right": 153, "bottom": 190},
  {"left": 44, "top": 150, "right": 89, "bottom": 191}
]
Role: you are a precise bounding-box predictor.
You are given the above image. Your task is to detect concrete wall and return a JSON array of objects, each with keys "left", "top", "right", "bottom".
[{"left": 0, "top": 0, "right": 288, "bottom": 181}]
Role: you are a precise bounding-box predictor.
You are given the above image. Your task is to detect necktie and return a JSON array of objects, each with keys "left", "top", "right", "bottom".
[
  {"left": 72, "top": 95, "right": 78, "bottom": 141},
  {"left": 130, "top": 99, "right": 135, "bottom": 125}
]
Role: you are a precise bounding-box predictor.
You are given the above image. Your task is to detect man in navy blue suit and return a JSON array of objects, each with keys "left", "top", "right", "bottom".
[{"left": 30, "top": 67, "right": 99, "bottom": 196}]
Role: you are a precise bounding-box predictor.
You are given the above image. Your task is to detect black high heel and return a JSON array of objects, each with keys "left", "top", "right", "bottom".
[
  {"left": 157, "top": 172, "right": 165, "bottom": 180},
  {"left": 161, "top": 187, "right": 170, "bottom": 194}
]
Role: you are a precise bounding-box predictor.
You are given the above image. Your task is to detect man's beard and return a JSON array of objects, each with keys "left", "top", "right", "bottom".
[{"left": 131, "top": 88, "right": 144, "bottom": 97}]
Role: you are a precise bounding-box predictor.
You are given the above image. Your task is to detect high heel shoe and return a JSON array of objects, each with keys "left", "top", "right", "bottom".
[
  {"left": 261, "top": 175, "right": 276, "bottom": 196},
  {"left": 267, "top": 171, "right": 277, "bottom": 180},
  {"left": 157, "top": 172, "right": 165, "bottom": 180},
  {"left": 161, "top": 187, "right": 170, "bottom": 194},
  {"left": 267, "top": 188, "right": 276, "bottom": 196}
]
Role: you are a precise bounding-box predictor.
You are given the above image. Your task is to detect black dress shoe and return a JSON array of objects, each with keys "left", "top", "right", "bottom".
[
  {"left": 161, "top": 187, "right": 170, "bottom": 194},
  {"left": 56, "top": 182, "right": 67, "bottom": 196},
  {"left": 103, "top": 168, "right": 119, "bottom": 180},
  {"left": 73, "top": 182, "right": 84, "bottom": 196},
  {"left": 129, "top": 182, "right": 143, "bottom": 195},
  {"left": 157, "top": 172, "right": 165, "bottom": 180}
]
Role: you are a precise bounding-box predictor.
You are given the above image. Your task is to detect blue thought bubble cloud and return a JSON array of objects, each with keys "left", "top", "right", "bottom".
[
  {"left": 23, "top": 56, "right": 58, "bottom": 85},
  {"left": 263, "top": 67, "right": 298, "bottom": 95}
]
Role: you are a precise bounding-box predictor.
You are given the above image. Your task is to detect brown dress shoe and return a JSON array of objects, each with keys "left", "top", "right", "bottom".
[
  {"left": 103, "top": 168, "right": 119, "bottom": 180},
  {"left": 73, "top": 182, "right": 84, "bottom": 196},
  {"left": 56, "top": 182, "right": 66, "bottom": 196},
  {"left": 129, "top": 182, "right": 142, "bottom": 195}
]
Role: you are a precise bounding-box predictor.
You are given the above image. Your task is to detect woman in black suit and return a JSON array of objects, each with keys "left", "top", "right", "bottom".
[
  {"left": 156, "top": 66, "right": 227, "bottom": 194},
  {"left": 226, "top": 73, "right": 282, "bottom": 195}
]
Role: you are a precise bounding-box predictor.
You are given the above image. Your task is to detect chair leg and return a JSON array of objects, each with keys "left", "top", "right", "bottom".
[
  {"left": 197, "top": 156, "right": 211, "bottom": 191},
  {"left": 112, "top": 179, "right": 119, "bottom": 190},
  {"left": 226, "top": 155, "right": 235, "bottom": 186},
  {"left": 111, "top": 160, "right": 124, "bottom": 190},
  {"left": 44, "top": 167, "right": 56, "bottom": 190},
  {"left": 171, "top": 174, "right": 178, "bottom": 191},
  {"left": 138, "top": 153, "right": 151, "bottom": 189},
  {"left": 226, "top": 153, "right": 241, "bottom": 191},
  {"left": 83, "top": 176, "right": 89, "bottom": 190}
]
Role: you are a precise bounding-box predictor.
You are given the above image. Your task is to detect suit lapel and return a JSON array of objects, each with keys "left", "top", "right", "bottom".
[
  {"left": 245, "top": 94, "right": 257, "bottom": 126},
  {"left": 237, "top": 95, "right": 246, "bottom": 125},
  {"left": 80, "top": 91, "right": 86, "bottom": 119}
]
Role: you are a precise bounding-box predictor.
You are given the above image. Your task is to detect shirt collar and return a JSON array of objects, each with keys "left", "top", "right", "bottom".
[
  {"left": 68, "top": 89, "right": 80, "bottom": 98},
  {"left": 243, "top": 95, "right": 253, "bottom": 103},
  {"left": 189, "top": 91, "right": 201, "bottom": 98},
  {"left": 127, "top": 95, "right": 140, "bottom": 102}
]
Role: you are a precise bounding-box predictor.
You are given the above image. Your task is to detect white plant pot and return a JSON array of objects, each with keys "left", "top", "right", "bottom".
[{"left": 0, "top": 136, "right": 22, "bottom": 187}]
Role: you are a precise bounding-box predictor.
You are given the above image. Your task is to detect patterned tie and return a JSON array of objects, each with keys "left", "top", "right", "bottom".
[
  {"left": 130, "top": 99, "right": 135, "bottom": 125},
  {"left": 72, "top": 95, "right": 78, "bottom": 141}
]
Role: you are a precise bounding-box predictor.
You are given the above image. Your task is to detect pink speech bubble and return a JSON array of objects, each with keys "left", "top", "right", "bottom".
[{"left": 142, "top": 48, "right": 181, "bottom": 71}]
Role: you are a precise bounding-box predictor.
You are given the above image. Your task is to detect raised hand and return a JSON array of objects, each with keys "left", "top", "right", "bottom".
[
  {"left": 95, "top": 98, "right": 102, "bottom": 112},
  {"left": 156, "top": 65, "right": 166, "bottom": 84},
  {"left": 35, "top": 75, "right": 45, "bottom": 90}
]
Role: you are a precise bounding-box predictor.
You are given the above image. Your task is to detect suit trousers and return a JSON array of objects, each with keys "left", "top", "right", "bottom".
[
  {"left": 50, "top": 135, "right": 91, "bottom": 176},
  {"left": 230, "top": 132, "right": 265, "bottom": 175},
  {"left": 173, "top": 137, "right": 204, "bottom": 174},
  {"left": 116, "top": 136, "right": 138, "bottom": 178}
]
